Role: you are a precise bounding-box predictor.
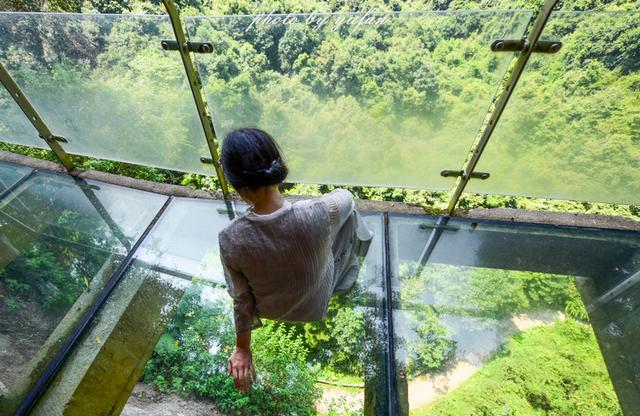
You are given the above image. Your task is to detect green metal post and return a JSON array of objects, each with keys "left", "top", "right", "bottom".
[
  {"left": 446, "top": 0, "right": 559, "bottom": 215},
  {"left": 162, "top": 0, "right": 231, "bottom": 200},
  {"left": 0, "top": 61, "right": 75, "bottom": 170}
]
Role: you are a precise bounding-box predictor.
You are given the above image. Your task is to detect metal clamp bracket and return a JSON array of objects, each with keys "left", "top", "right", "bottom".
[
  {"left": 491, "top": 38, "right": 562, "bottom": 54},
  {"left": 441, "top": 170, "right": 490, "bottom": 180},
  {"left": 161, "top": 39, "right": 213, "bottom": 54},
  {"left": 39, "top": 134, "right": 68, "bottom": 143}
]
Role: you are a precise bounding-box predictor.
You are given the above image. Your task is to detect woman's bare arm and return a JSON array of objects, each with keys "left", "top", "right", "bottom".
[
  {"left": 228, "top": 330, "right": 255, "bottom": 393},
  {"left": 219, "top": 236, "right": 261, "bottom": 393}
]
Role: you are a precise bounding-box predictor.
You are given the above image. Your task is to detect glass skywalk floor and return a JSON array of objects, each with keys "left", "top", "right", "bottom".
[{"left": 0, "top": 159, "right": 639, "bottom": 415}]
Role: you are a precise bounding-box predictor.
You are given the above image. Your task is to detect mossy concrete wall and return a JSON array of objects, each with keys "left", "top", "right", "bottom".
[
  {"left": 31, "top": 267, "right": 184, "bottom": 416},
  {"left": 0, "top": 255, "right": 120, "bottom": 415}
]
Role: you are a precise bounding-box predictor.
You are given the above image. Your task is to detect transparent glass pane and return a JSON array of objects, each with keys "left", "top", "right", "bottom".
[
  {"left": 186, "top": 11, "right": 532, "bottom": 189},
  {"left": 469, "top": 11, "right": 640, "bottom": 205},
  {"left": 108, "top": 211, "right": 391, "bottom": 415},
  {"left": 0, "top": 161, "right": 32, "bottom": 194},
  {"left": 0, "top": 171, "right": 167, "bottom": 414},
  {"left": 134, "top": 198, "right": 238, "bottom": 286},
  {"left": 0, "top": 13, "right": 215, "bottom": 175},
  {"left": 389, "top": 214, "right": 640, "bottom": 414},
  {"left": 0, "top": 85, "right": 44, "bottom": 149}
]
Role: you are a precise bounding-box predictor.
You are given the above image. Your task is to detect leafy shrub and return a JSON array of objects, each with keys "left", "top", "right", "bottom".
[
  {"left": 302, "top": 293, "right": 368, "bottom": 377},
  {"left": 142, "top": 286, "right": 321, "bottom": 415},
  {"left": 250, "top": 322, "right": 321, "bottom": 415},
  {"left": 405, "top": 307, "right": 456, "bottom": 377},
  {"left": 564, "top": 290, "right": 589, "bottom": 321}
]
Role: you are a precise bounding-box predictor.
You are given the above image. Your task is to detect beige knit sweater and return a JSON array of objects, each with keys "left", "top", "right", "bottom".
[{"left": 218, "top": 189, "right": 373, "bottom": 333}]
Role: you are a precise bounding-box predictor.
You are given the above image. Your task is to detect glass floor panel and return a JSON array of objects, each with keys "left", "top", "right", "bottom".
[
  {"left": 132, "top": 198, "right": 239, "bottom": 287},
  {"left": 2, "top": 160, "right": 639, "bottom": 415},
  {"left": 0, "top": 166, "right": 168, "bottom": 414},
  {"left": 0, "top": 161, "right": 31, "bottom": 194},
  {"left": 389, "top": 214, "right": 640, "bottom": 415},
  {"left": 114, "top": 210, "right": 389, "bottom": 416}
]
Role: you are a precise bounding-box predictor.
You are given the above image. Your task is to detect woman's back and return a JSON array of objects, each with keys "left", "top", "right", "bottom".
[
  {"left": 219, "top": 196, "right": 334, "bottom": 323},
  {"left": 219, "top": 189, "right": 369, "bottom": 332}
]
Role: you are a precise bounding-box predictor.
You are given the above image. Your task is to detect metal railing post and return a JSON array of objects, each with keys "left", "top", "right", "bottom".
[
  {"left": 446, "top": 0, "right": 559, "bottom": 215},
  {"left": 162, "top": 0, "right": 231, "bottom": 200},
  {"left": 0, "top": 62, "right": 75, "bottom": 170}
]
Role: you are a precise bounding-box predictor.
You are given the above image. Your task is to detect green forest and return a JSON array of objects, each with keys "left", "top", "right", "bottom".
[
  {"left": 0, "top": 0, "right": 638, "bottom": 415},
  {"left": 0, "top": 0, "right": 638, "bottom": 214}
]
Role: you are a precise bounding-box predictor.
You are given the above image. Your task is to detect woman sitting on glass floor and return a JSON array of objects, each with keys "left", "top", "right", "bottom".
[{"left": 218, "top": 128, "right": 373, "bottom": 393}]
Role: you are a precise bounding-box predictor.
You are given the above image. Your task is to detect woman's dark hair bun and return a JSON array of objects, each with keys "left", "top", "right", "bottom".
[{"left": 221, "top": 128, "right": 288, "bottom": 189}]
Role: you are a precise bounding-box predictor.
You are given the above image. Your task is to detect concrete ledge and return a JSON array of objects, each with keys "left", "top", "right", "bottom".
[
  {"left": 2, "top": 150, "right": 638, "bottom": 231},
  {"left": 0, "top": 150, "right": 425, "bottom": 214},
  {"left": 0, "top": 151, "right": 223, "bottom": 200},
  {"left": 462, "top": 207, "right": 640, "bottom": 232}
]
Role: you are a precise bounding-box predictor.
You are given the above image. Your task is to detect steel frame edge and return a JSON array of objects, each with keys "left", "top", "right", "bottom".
[
  {"left": 162, "top": 0, "right": 230, "bottom": 200},
  {"left": 383, "top": 212, "right": 399, "bottom": 415},
  {"left": 445, "top": 0, "right": 560, "bottom": 215}
]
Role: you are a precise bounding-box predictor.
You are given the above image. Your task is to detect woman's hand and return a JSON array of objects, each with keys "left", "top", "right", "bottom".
[{"left": 228, "top": 347, "right": 256, "bottom": 393}]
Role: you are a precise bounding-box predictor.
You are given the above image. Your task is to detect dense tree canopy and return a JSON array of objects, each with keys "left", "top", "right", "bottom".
[{"left": 0, "top": 0, "right": 637, "bottom": 206}]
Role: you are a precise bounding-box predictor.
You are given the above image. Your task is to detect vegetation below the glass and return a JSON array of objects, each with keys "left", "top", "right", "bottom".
[
  {"left": 141, "top": 286, "right": 318, "bottom": 415},
  {"left": 396, "top": 265, "right": 590, "bottom": 381},
  {"left": 141, "top": 285, "right": 374, "bottom": 415},
  {"left": 399, "top": 265, "right": 588, "bottom": 321},
  {"left": 0, "top": 208, "right": 118, "bottom": 313},
  {"left": 137, "top": 262, "right": 605, "bottom": 415},
  {"left": 415, "top": 320, "right": 622, "bottom": 415},
  {"left": 0, "top": 201, "right": 125, "bottom": 407}
]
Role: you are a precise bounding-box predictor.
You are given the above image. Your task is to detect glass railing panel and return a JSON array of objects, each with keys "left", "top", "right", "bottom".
[
  {"left": 388, "top": 214, "right": 640, "bottom": 414},
  {"left": 0, "top": 12, "right": 215, "bottom": 175},
  {"left": 0, "top": 161, "right": 32, "bottom": 194},
  {"left": 185, "top": 10, "right": 532, "bottom": 189},
  {"left": 101, "top": 206, "right": 390, "bottom": 415},
  {"left": 0, "top": 169, "right": 167, "bottom": 414},
  {"left": 468, "top": 11, "right": 640, "bottom": 205},
  {"left": 0, "top": 86, "right": 45, "bottom": 149}
]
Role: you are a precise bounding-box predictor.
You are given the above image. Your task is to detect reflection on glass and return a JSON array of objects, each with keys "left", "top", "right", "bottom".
[
  {"left": 186, "top": 11, "right": 531, "bottom": 189},
  {"left": 120, "top": 211, "right": 388, "bottom": 416},
  {"left": 0, "top": 171, "right": 166, "bottom": 414},
  {"left": 0, "top": 161, "right": 31, "bottom": 194},
  {"left": 0, "top": 13, "right": 214, "bottom": 175},
  {"left": 389, "top": 214, "right": 639, "bottom": 415},
  {"left": 469, "top": 11, "right": 640, "bottom": 205}
]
